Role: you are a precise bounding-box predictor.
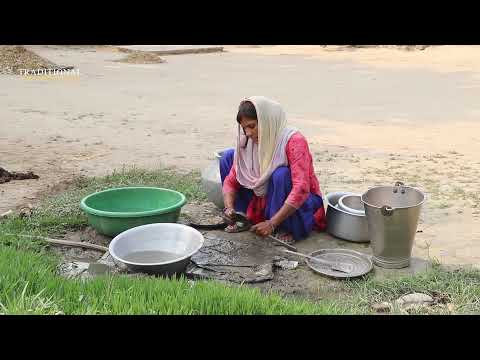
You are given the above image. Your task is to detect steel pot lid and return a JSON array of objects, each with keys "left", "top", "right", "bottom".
[
  {"left": 306, "top": 249, "right": 373, "bottom": 279},
  {"left": 338, "top": 194, "right": 365, "bottom": 216}
]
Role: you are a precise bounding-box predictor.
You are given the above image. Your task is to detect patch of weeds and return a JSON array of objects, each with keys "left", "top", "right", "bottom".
[
  {"left": 467, "top": 192, "right": 480, "bottom": 208},
  {"left": 0, "top": 282, "right": 61, "bottom": 315},
  {"left": 427, "top": 168, "right": 441, "bottom": 175},
  {"left": 0, "top": 243, "right": 344, "bottom": 315},
  {"left": 341, "top": 178, "right": 364, "bottom": 184},
  {"left": 374, "top": 168, "right": 391, "bottom": 177},
  {"left": 444, "top": 171, "right": 457, "bottom": 178},
  {"left": 422, "top": 178, "right": 440, "bottom": 193},
  {"left": 451, "top": 186, "right": 467, "bottom": 200},
  {"left": 344, "top": 264, "right": 480, "bottom": 314},
  {"left": 0, "top": 167, "right": 350, "bottom": 315},
  {"left": 388, "top": 165, "right": 403, "bottom": 170},
  {"left": 392, "top": 171, "right": 411, "bottom": 179},
  {"left": 28, "top": 166, "right": 207, "bottom": 235},
  {"left": 2, "top": 166, "right": 478, "bottom": 315},
  {"left": 436, "top": 201, "right": 451, "bottom": 209}
]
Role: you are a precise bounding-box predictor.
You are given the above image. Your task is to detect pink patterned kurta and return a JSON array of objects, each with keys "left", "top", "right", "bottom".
[{"left": 223, "top": 132, "right": 326, "bottom": 230}]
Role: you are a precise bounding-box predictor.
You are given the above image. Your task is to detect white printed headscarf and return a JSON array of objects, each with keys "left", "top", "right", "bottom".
[{"left": 234, "top": 96, "right": 297, "bottom": 197}]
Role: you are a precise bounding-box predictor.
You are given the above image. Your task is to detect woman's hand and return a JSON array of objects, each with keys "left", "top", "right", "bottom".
[
  {"left": 252, "top": 203, "right": 297, "bottom": 237},
  {"left": 223, "top": 207, "right": 236, "bottom": 224},
  {"left": 223, "top": 191, "right": 237, "bottom": 224},
  {"left": 251, "top": 221, "right": 274, "bottom": 237}
]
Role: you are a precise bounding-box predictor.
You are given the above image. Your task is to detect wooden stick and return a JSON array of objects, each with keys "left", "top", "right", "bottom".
[
  {"left": 267, "top": 235, "right": 298, "bottom": 251},
  {"left": 0, "top": 210, "right": 13, "bottom": 218},
  {"left": 1, "top": 232, "right": 108, "bottom": 252}
]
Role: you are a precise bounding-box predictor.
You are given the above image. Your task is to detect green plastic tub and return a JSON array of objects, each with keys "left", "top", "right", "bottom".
[{"left": 80, "top": 187, "right": 187, "bottom": 237}]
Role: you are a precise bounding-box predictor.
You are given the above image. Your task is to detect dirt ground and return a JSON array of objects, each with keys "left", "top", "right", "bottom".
[
  {"left": 52, "top": 201, "right": 431, "bottom": 301},
  {"left": 1, "top": 45, "right": 479, "bottom": 267}
]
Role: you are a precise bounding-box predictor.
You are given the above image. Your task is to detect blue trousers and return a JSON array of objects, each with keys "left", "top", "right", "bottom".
[{"left": 219, "top": 148, "right": 323, "bottom": 240}]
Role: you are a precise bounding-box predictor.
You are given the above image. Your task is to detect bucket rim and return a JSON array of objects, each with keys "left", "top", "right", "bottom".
[{"left": 360, "top": 185, "right": 426, "bottom": 210}]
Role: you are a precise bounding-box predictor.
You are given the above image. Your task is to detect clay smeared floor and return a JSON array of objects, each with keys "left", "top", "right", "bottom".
[{"left": 53, "top": 201, "right": 431, "bottom": 302}]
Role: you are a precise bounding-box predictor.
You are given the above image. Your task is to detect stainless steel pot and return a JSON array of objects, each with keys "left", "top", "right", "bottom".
[
  {"left": 326, "top": 192, "right": 370, "bottom": 243},
  {"left": 200, "top": 150, "right": 226, "bottom": 209},
  {"left": 361, "top": 182, "right": 425, "bottom": 269}
]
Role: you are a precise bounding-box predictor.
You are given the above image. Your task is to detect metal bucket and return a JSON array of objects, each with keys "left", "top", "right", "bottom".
[{"left": 361, "top": 182, "right": 425, "bottom": 269}]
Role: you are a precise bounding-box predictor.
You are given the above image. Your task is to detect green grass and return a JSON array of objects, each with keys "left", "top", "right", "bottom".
[
  {"left": 0, "top": 244, "right": 344, "bottom": 315},
  {"left": 0, "top": 167, "right": 205, "bottom": 241},
  {"left": 0, "top": 166, "right": 345, "bottom": 315},
  {"left": 33, "top": 166, "right": 207, "bottom": 234},
  {"left": 1, "top": 166, "right": 479, "bottom": 315},
  {"left": 345, "top": 264, "right": 480, "bottom": 314}
]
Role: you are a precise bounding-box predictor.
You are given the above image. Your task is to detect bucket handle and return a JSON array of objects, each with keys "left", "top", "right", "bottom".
[
  {"left": 393, "top": 181, "right": 406, "bottom": 194},
  {"left": 381, "top": 205, "right": 394, "bottom": 216}
]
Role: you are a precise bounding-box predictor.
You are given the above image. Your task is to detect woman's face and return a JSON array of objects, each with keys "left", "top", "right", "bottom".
[{"left": 239, "top": 117, "right": 258, "bottom": 144}]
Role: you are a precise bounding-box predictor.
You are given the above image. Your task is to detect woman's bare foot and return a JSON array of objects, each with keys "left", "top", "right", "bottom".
[
  {"left": 224, "top": 221, "right": 251, "bottom": 233},
  {"left": 276, "top": 232, "right": 295, "bottom": 244},
  {"left": 225, "top": 224, "right": 238, "bottom": 233}
]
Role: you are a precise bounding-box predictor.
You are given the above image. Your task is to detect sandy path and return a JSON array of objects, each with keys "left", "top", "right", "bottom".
[
  {"left": 0, "top": 45, "right": 479, "bottom": 266},
  {"left": 226, "top": 45, "right": 480, "bottom": 74}
]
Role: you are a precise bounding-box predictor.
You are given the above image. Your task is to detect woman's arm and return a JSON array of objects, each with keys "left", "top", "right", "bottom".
[
  {"left": 269, "top": 203, "right": 296, "bottom": 228},
  {"left": 284, "top": 133, "right": 312, "bottom": 208},
  {"left": 222, "top": 165, "right": 240, "bottom": 219},
  {"left": 223, "top": 191, "right": 236, "bottom": 210}
]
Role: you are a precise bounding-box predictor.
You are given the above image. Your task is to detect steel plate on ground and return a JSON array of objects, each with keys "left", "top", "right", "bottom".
[{"left": 306, "top": 249, "right": 373, "bottom": 279}]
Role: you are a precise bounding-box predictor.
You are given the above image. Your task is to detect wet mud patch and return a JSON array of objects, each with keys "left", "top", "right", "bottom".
[
  {"left": 178, "top": 201, "right": 225, "bottom": 226},
  {"left": 186, "top": 231, "right": 278, "bottom": 284},
  {"left": 0, "top": 167, "right": 39, "bottom": 184},
  {"left": 52, "top": 226, "right": 129, "bottom": 279},
  {"left": 51, "top": 226, "right": 111, "bottom": 263},
  {"left": 185, "top": 230, "right": 352, "bottom": 301},
  {"left": 50, "top": 202, "right": 352, "bottom": 301}
]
